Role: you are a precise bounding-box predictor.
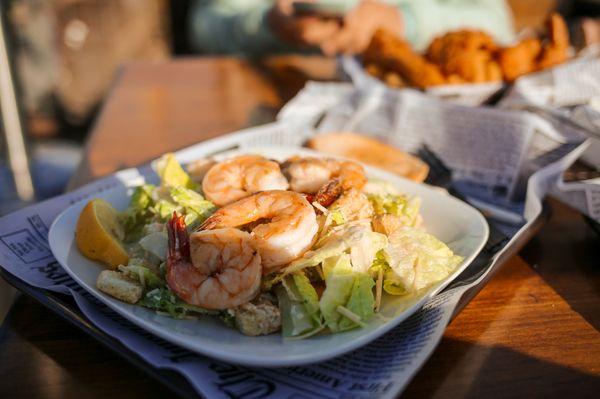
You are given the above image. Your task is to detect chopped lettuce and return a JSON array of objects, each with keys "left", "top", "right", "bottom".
[
  {"left": 138, "top": 287, "right": 216, "bottom": 318},
  {"left": 275, "top": 277, "right": 322, "bottom": 338},
  {"left": 330, "top": 209, "right": 346, "bottom": 225},
  {"left": 367, "top": 193, "right": 421, "bottom": 227},
  {"left": 118, "top": 263, "right": 164, "bottom": 290},
  {"left": 318, "top": 254, "right": 356, "bottom": 332},
  {"left": 338, "top": 273, "right": 375, "bottom": 331},
  {"left": 285, "top": 237, "right": 348, "bottom": 275},
  {"left": 383, "top": 227, "right": 463, "bottom": 293},
  {"left": 291, "top": 273, "right": 321, "bottom": 324},
  {"left": 285, "top": 224, "right": 387, "bottom": 277},
  {"left": 155, "top": 153, "right": 197, "bottom": 189},
  {"left": 150, "top": 186, "right": 215, "bottom": 228},
  {"left": 349, "top": 229, "right": 387, "bottom": 273},
  {"left": 139, "top": 231, "right": 168, "bottom": 261},
  {"left": 154, "top": 199, "right": 179, "bottom": 221},
  {"left": 169, "top": 186, "right": 215, "bottom": 227},
  {"left": 121, "top": 184, "right": 156, "bottom": 242},
  {"left": 369, "top": 250, "right": 407, "bottom": 296}
]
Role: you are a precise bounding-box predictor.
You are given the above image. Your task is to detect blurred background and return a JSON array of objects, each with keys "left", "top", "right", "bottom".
[{"left": 0, "top": 0, "right": 599, "bottom": 217}]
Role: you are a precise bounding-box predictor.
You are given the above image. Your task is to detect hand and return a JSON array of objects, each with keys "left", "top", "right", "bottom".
[
  {"left": 320, "top": 0, "right": 403, "bottom": 56},
  {"left": 268, "top": 0, "right": 340, "bottom": 48}
]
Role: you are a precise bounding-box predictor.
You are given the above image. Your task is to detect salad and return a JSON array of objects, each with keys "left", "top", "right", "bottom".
[{"left": 75, "top": 153, "right": 463, "bottom": 338}]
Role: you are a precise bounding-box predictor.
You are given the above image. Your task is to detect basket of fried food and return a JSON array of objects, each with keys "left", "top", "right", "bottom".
[{"left": 361, "top": 13, "right": 570, "bottom": 91}]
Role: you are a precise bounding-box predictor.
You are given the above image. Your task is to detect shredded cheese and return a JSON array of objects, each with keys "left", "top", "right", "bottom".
[
  {"left": 285, "top": 324, "right": 327, "bottom": 340},
  {"left": 312, "top": 201, "right": 329, "bottom": 214},
  {"left": 336, "top": 305, "right": 367, "bottom": 327},
  {"left": 281, "top": 277, "right": 300, "bottom": 302},
  {"left": 375, "top": 267, "right": 383, "bottom": 312}
]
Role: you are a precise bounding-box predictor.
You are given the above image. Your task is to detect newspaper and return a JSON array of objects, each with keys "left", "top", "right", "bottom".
[
  {"left": 0, "top": 84, "right": 589, "bottom": 398},
  {"left": 498, "top": 49, "right": 600, "bottom": 223}
]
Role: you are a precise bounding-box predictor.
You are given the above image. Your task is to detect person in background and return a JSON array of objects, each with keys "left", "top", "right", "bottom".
[{"left": 189, "top": 0, "right": 516, "bottom": 56}]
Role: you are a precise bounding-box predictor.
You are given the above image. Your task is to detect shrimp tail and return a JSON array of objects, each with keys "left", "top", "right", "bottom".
[
  {"left": 167, "top": 212, "right": 190, "bottom": 261},
  {"left": 308, "top": 178, "right": 344, "bottom": 208},
  {"left": 198, "top": 214, "right": 221, "bottom": 231}
]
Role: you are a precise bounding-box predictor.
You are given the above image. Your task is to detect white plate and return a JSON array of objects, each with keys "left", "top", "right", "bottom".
[{"left": 49, "top": 146, "right": 488, "bottom": 367}]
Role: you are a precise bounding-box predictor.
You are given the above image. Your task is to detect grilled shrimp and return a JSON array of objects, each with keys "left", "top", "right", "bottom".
[
  {"left": 282, "top": 156, "right": 367, "bottom": 194},
  {"left": 200, "top": 190, "right": 319, "bottom": 274},
  {"left": 330, "top": 188, "right": 374, "bottom": 222},
  {"left": 202, "top": 155, "right": 289, "bottom": 206},
  {"left": 166, "top": 213, "right": 261, "bottom": 310}
]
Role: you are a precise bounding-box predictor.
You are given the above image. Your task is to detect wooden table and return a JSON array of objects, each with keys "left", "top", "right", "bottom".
[{"left": 1, "top": 58, "right": 599, "bottom": 398}]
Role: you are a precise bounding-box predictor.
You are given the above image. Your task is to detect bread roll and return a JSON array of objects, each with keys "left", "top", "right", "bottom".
[{"left": 307, "top": 132, "right": 429, "bottom": 183}]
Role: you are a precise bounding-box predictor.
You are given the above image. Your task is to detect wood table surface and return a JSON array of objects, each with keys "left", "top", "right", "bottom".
[{"left": 1, "top": 57, "right": 599, "bottom": 398}]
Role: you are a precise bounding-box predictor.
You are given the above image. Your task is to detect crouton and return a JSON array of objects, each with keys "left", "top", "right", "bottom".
[
  {"left": 96, "top": 270, "right": 143, "bottom": 304},
  {"left": 233, "top": 295, "right": 281, "bottom": 336},
  {"left": 372, "top": 214, "right": 404, "bottom": 236}
]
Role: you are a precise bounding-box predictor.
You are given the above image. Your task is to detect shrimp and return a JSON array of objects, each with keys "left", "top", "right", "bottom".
[
  {"left": 202, "top": 155, "right": 289, "bottom": 206},
  {"left": 282, "top": 156, "right": 367, "bottom": 194},
  {"left": 166, "top": 213, "right": 261, "bottom": 310},
  {"left": 330, "top": 188, "right": 374, "bottom": 222},
  {"left": 200, "top": 190, "right": 319, "bottom": 274}
]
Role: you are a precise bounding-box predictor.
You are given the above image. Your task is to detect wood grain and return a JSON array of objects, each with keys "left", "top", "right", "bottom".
[{"left": 2, "top": 57, "right": 599, "bottom": 398}]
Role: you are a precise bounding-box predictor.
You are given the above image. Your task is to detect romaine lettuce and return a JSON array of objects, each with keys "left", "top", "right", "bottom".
[
  {"left": 118, "top": 263, "right": 164, "bottom": 290},
  {"left": 138, "top": 287, "right": 216, "bottom": 318},
  {"left": 369, "top": 250, "right": 407, "bottom": 295},
  {"left": 338, "top": 273, "right": 375, "bottom": 331},
  {"left": 169, "top": 186, "right": 215, "bottom": 227},
  {"left": 367, "top": 193, "right": 421, "bottom": 227},
  {"left": 384, "top": 227, "right": 463, "bottom": 293},
  {"left": 139, "top": 231, "right": 168, "bottom": 261},
  {"left": 291, "top": 273, "right": 321, "bottom": 324},
  {"left": 318, "top": 254, "right": 356, "bottom": 332},
  {"left": 275, "top": 276, "right": 323, "bottom": 338},
  {"left": 155, "top": 153, "right": 197, "bottom": 190},
  {"left": 285, "top": 224, "right": 386, "bottom": 277},
  {"left": 121, "top": 184, "right": 156, "bottom": 242}
]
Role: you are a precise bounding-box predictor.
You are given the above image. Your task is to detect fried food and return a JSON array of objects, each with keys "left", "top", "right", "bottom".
[
  {"left": 426, "top": 30, "right": 497, "bottom": 65},
  {"left": 426, "top": 30, "right": 499, "bottom": 83},
  {"left": 537, "top": 12, "right": 570, "bottom": 70},
  {"left": 547, "top": 12, "right": 570, "bottom": 48},
  {"left": 364, "top": 29, "right": 446, "bottom": 88},
  {"left": 307, "top": 132, "right": 429, "bottom": 183},
  {"left": 363, "top": 14, "right": 571, "bottom": 88},
  {"left": 498, "top": 38, "right": 542, "bottom": 82}
]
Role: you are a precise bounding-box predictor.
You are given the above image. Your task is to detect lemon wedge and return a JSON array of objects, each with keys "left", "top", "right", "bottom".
[{"left": 75, "top": 199, "right": 129, "bottom": 269}]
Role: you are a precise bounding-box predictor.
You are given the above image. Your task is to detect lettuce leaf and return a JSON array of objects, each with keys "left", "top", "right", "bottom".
[
  {"left": 121, "top": 184, "right": 156, "bottom": 242},
  {"left": 338, "top": 273, "right": 375, "bottom": 331},
  {"left": 330, "top": 209, "right": 346, "bottom": 225},
  {"left": 153, "top": 199, "right": 179, "bottom": 221},
  {"left": 318, "top": 254, "right": 356, "bottom": 332},
  {"left": 118, "top": 263, "right": 164, "bottom": 290},
  {"left": 285, "top": 237, "right": 348, "bottom": 275},
  {"left": 369, "top": 250, "right": 407, "bottom": 295},
  {"left": 275, "top": 282, "right": 321, "bottom": 338},
  {"left": 349, "top": 229, "right": 387, "bottom": 273},
  {"left": 292, "top": 273, "right": 321, "bottom": 324},
  {"left": 138, "top": 287, "right": 216, "bottom": 318},
  {"left": 384, "top": 227, "right": 463, "bottom": 293},
  {"left": 156, "top": 153, "right": 197, "bottom": 190},
  {"left": 150, "top": 186, "right": 215, "bottom": 228},
  {"left": 169, "top": 186, "right": 215, "bottom": 227},
  {"left": 285, "top": 224, "right": 386, "bottom": 277},
  {"left": 139, "top": 231, "right": 168, "bottom": 261},
  {"left": 367, "top": 193, "right": 421, "bottom": 227}
]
